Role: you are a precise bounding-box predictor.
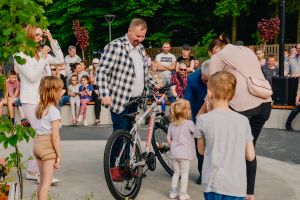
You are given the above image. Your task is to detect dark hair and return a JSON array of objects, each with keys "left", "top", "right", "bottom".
[
  {"left": 69, "top": 74, "right": 78, "bottom": 84},
  {"left": 71, "top": 63, "right": 80, "bottom": 72},
  {"left": 81, "top": 75, "right": 89, "bottom": 82},
  {"left": 208, "top": 33, "right": 230, "bottom": 52},
  {"left": 267, "top": 54, "right": 276, "bottom": 59},
  {"left": 9, "top": 70, "right": 17, "bottom": 76}
]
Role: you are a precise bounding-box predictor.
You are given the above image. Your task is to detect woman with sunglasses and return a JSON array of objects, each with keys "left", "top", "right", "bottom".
[
  {"left": 14, "top": 25, "right": 64, "bottom": 184},
  {"left": 176, "top": 44, "right": 195, "bottom": 73},
  {"left": 51, "top": 64, "right": 69, "bottom": 107},
  {"left": 171, "top": 63, "right": 188, "bottom": 100}
]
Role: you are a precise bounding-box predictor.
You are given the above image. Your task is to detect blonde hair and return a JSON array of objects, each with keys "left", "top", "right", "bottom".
[
  {"left": 129, "top": 18, "right": 147, "bottom": 30},
  {"left": 208, "top": 71, "right": 236, "bottom": 101},
  {"left": 25, "top": 25, "right": 38, "bottom": 41},
  {"left": 36, "top": 76, "right": 63, "bottom": 119},
  {"left": 170, "top": 99, "right": 192, "bottom": 125}
]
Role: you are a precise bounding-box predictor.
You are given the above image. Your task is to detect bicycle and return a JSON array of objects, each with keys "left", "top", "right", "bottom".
[{"left": 103, "top": 84, "right": 174, "bottom": 200}]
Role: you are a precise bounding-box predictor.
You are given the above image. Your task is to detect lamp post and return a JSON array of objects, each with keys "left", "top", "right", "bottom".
[
  {"left": 279, "top": 0, "right": 286, "bottom": 77},
  {"left": 105, "top": 14, "right": 115, "bottom": 42}
]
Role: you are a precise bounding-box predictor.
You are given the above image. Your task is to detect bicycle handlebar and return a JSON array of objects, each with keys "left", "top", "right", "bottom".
[{"left": 123, "top": 83, "right": 176, "bottom": 108}]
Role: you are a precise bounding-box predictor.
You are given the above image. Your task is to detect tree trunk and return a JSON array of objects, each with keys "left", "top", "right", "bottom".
[
  {"left": 232, "top": 16, "right": 237, "bottom": 44},
  {"left": 297, "top": 6, "right": 300, "bottom": 43},
  {"left": 82, "top": 49, "right": 85, "bottom": 61}
]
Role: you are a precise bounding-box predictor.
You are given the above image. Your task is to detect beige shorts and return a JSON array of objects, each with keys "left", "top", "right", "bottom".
[{"left": 33, "top": 134, "right": 57, "bottom": 161}]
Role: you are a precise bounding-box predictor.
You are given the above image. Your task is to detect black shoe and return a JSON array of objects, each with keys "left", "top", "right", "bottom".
[
  {"left": 196, "top": 175, "right": 202, "bottom": 185},
  {"left": 285, "top": 123, "right": 294, "bottom": 131}
]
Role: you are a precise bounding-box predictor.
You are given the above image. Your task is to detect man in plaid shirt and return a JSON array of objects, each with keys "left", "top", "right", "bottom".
[{"left": 97, "top": 18, "right": 158, "bottom": 131}]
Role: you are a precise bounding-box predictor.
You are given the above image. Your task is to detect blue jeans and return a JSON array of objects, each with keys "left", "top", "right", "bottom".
[
  {"left": 60, "top": 95, "right": 70, "bottom": 106},
  {"left": 204, "top": 192, "right": 245, "bottom": 200},
  {"left": 110, "top": 102, "right": 138, "bottom": 166}
]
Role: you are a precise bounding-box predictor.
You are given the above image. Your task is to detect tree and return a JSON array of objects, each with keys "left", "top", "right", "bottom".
[
  {"left": 269, "top": 0, "right": 300, "bottom": 43},
  {"left": 257, "top": 17, "right": 280, "bottom": 49},
  {"left": 0, "top": 0, "right": 50, "bottom": 198},
  {"left": 214, "top": 0, "right": 253, "bottom": 43}
]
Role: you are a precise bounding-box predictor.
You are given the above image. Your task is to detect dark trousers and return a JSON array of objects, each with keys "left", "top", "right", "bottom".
[
  {"left": 92, "top": 95, "right": 101, "bottom": 120},
  {"left": 195, "top": 139, "right": 203, "bottom": 176},
  {"left": 110, "top": 103, "right": 138, "bottom": 166},
  {"left": 286, "top": 105, "right": 300, "bottom": 127},
  {"left": 236, "top": 102, "right": 272, "bottom": 194}
]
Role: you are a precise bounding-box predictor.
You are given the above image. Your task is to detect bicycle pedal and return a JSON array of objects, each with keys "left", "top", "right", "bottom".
[{"left": 146, "top": 152, "right": 156, "bottom": 171}]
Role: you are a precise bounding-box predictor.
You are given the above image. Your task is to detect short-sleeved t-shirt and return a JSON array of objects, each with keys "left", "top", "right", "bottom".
[
  {"left": 35, "top": 106, "right": 61, "bottom": 135},
  {"left": 195, "top": 109, "right": 253, "bottom": 197},
  {"left": 167, "top": 120, "right": 196, "bottom": 160},
  {"left": 261, "top": 65, "right": 279, "bottom": 85},
  {"left": 155, "top": 52, "right": 176, "bottom": 77},
  {"left": 68, "top": 84, "right": 80, "bottom": 95},
  {"left": 177, "top": 56, "right": 195, "bottom": 69},
  {"left": 6, "top": 80, "right": 20, "bottom": 97},
  {"left": 79, "top": 84, "right": 94, "bottom": 101},
  {"left": 288, "top": 55, "right": 300, "bottom": 75}
]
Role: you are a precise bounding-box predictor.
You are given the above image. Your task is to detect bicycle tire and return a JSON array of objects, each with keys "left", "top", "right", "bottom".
[
  {"left": 103, "top": 130, "right": 143, "bottom": 200},
  {"left": 151, "top": 122, "right": 174, "bottom": 176}
]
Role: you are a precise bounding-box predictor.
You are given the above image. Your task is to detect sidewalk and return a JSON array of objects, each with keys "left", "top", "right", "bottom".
[{"left": 2, "top": 140, "right": 300, "bottom": 200}]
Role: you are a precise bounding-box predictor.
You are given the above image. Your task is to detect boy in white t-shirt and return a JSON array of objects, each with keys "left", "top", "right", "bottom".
[{"left": 195, "top": 71, "right": 256, "bottom": 200}]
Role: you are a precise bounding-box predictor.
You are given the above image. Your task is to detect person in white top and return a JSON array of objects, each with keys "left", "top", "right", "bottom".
[
  {"left": 155, "top": 42, "right": 176, "bottom": 101},
  {"left": 33, "top": 76, "right": 63, "bottom": 200},
  {"left": 64, "top": 45, "right": 82, "bottom": 75},
  {"left": 14, "top": 25, "right": 64, "bottom": 183}
]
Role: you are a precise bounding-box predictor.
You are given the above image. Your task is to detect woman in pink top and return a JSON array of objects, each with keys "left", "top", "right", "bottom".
[{"left": 202, "top": 34, "right": 272, "bottom": 200}]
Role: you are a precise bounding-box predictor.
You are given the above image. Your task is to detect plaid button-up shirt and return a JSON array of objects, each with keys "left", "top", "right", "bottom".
[{"left": 96, "top": 35, "right": 156, "bottom": 114}]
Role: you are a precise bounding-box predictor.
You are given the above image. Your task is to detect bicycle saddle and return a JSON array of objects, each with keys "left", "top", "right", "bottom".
[{"left": 121, "top": 112, "right": 139, "bottom": 122}]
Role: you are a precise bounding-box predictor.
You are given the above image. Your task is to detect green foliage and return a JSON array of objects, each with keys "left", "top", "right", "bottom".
[
  {"left": 146, "top": 32, "right": 171, "bottom": 47},
  {"left": 0, "top": 0, "right": 50, "bottom": 66},
  {"left": 213, "top": 0, "right": 253, "bottom": 17},
  {"left": 251, "top": 31, "right": 263, "bottom": 45},
  {"left": 194, "top": 30, "right": 217, "bottom": 59},
  {"left": 269, "top": 0, "right": 300, "bottom": 14},
  {"left": 0, "top": 1, "right": 49, "bottom": 198}
]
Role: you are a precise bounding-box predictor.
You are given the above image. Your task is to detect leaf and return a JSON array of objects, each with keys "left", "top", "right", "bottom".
[
  {"left": 8, "top": 134, "right": 18, "bottom": 146},
  {"left": 14, "top": 55, "right": 26, "bottom": 65}
]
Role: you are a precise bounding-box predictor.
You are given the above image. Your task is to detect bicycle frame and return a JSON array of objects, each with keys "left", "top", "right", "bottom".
[{"left": 115, "top": 99, "right": 161, "bottom": 169}]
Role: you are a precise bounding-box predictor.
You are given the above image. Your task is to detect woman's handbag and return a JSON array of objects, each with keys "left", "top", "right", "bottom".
[
  {"left": 246, "top": 76, "right": 273, "bottom": 99},
  {"left": 217, "top": 54, "right": 273, "bottom": 99}
]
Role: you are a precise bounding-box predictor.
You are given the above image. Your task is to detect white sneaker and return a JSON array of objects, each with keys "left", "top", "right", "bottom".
[
  {"left": 37, "top": 177, "right": 60, "bottom": 185},
  {"left": 77, "top": 115, "right": 82, "bottom": 122},
  {"left": 169, "top": 191, "right": 179, "bottom": 199},
  {"left": 26, "top": 172, "right": 39, "bottom": 180},
  {"left": 83, "top": 119, "right": 88, "bottom": 126},
  {"left": 179, "top": 193, "right": 190, "bottom": 200}
]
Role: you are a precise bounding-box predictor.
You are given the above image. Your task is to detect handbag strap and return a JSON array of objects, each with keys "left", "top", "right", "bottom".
[{"left": 216, "top": 53, "right": 248, "bottom": 80}]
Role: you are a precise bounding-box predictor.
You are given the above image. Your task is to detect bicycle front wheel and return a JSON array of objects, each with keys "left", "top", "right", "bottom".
[
  {"left": 103, "top": 130, "right": 143, "bottom": 200},
  {"left": 151, "top": 122, "right": 174, "bottom": 176}
]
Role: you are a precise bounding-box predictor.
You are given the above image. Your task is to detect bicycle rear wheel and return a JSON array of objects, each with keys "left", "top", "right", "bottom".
[
  {"left": 103, "top": 130, "right": 143, "bottom": 200},
  {"left": 151, "top": 122, "right": 174, "bottom": 176}
]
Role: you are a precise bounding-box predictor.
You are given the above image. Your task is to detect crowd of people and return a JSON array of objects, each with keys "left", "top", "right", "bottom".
[{"left": 1, "top": 16, "right": 299, "bottom": 200}]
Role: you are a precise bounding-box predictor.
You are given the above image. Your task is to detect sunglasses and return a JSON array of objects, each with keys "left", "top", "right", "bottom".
[
  {"left": 179, "top": 68, "right": 187, "bottom": 71},
  {"left": 51, "top": 68, "right": 57, "bottom": 71}
]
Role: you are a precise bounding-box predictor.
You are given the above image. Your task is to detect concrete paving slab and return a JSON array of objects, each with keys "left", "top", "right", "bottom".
[{"left": 1, "top": 140, "right": 300, "bottom": 200}]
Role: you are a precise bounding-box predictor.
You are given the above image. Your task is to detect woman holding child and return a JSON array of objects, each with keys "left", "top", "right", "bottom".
[{"left": 199, "top": 34, "right": 272, "bottom": 200}]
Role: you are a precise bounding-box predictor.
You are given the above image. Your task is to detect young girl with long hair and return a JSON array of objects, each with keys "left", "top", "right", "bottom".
[
  {"left": 167, "top": 99, "right": 196, "bottom": 200},
  {"left": 77, "top": 75, "right": 94, "bottom": 126},
  {"left": 33, "top": 76, "right": 63, "bottom": 200}
]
